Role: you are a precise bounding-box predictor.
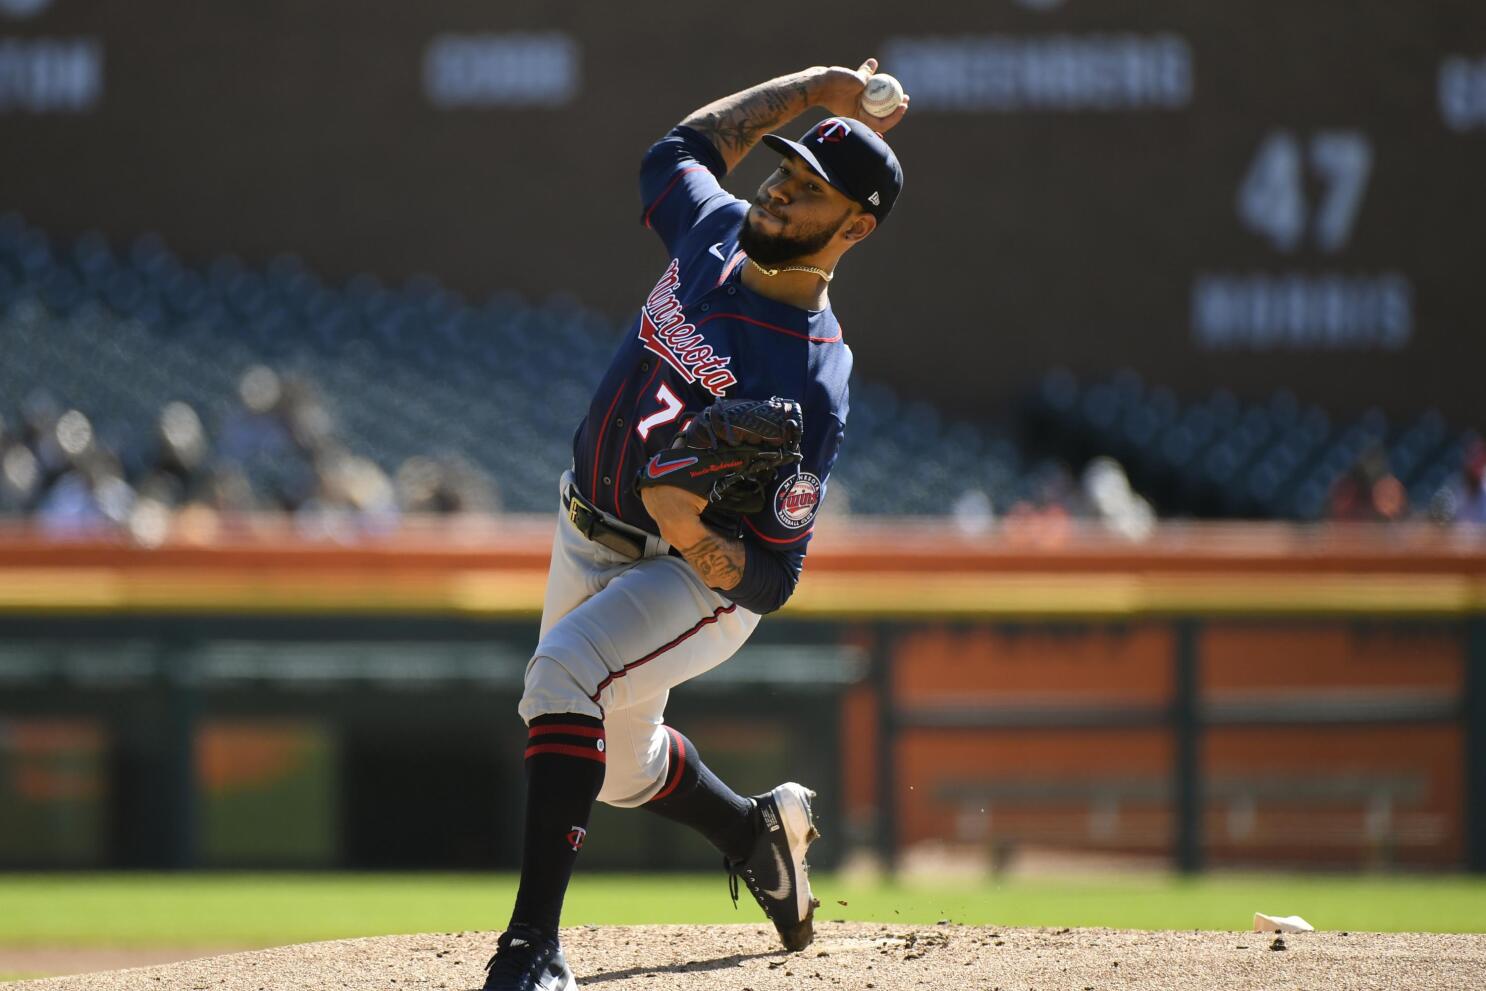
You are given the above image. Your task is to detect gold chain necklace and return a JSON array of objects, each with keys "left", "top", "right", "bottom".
[{"left": 748, "top": 258, "right": 834, "bottom": 283}]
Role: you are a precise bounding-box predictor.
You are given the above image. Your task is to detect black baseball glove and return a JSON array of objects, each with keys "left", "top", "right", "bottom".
[{"left": 635, "top": 396, "right": 804, "bottom": 515}]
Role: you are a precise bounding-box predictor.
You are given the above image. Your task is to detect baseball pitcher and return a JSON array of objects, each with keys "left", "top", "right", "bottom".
[{"left": 482, "top": 57, "right": 908, "bottom": 991}]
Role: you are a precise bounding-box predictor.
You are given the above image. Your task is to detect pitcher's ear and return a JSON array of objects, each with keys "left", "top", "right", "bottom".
[{"left": 842, "top": 212, "right": 877, "bottom": 243}]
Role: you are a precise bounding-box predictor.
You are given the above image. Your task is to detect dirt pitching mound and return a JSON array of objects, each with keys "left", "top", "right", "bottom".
[{"left": 10, "top": 922, "right": 1485, "bottom": 990}]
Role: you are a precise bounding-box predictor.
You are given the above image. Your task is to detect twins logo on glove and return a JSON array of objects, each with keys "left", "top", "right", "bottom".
[{"left": 635, "top": 396, "right": 804, "bottom": 515}]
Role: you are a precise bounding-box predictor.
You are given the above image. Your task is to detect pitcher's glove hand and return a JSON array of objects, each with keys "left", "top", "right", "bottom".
[{"left": 635, "top": 396, "right": 804, "bottom": 515}]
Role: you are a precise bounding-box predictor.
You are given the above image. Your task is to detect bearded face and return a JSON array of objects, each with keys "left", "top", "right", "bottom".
[{"left": 738, "top": 201, "right": 853, "bottom": 267}]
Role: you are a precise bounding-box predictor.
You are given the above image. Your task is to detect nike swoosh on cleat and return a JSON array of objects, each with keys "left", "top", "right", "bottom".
[{"left": 760, "top": 845, "right": 793, "bottom": 902}]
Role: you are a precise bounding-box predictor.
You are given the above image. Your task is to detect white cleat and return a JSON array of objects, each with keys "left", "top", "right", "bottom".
[
  {"left": 482, "top": 926, "right": 579, "bottom": 991},
  {"left": 727, "top": 782, "right": 821, "bottom": 951}
]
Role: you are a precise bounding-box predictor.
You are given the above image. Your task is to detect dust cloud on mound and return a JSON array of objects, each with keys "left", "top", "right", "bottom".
[{"left": 10, "top": 922, "right": 1485, "bottom": 991}]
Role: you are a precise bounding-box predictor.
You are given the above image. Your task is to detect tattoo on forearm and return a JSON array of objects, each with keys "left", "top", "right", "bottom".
[
  {"left": 679, "top": 532, "right": 746, "bottom": 591},
  {"left": 682, "top": 73, "right": 813, "bottom": 172}
]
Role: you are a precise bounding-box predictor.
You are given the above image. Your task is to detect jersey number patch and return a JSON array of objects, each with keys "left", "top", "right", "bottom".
[{"left": 636, "top": 384, "right": 684, "bottom": 441}]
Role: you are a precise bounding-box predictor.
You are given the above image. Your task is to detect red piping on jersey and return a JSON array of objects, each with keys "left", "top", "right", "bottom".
[
  {"left": 743, "top": 514, "right": 814, "bottom": 545},
  {"left": 716, "top": 250, "right": 747, "bottom": 285},
  {"left": 610, "top": 440, "right": 630, "bottom": 519},
  {"left": 528, "top": 723, "right": 605, "bottom": 740},
  {"left": 591, "top": 382, "right": 627, "bottom": 497},
  {"left": 613, "top": 361, "right": 664, "bottom": 517},
  {"left": 590, "top": 603, "right": 738, "bottom": 703},
  {"left": 651, "top": 726, "right": 688, "bottom": 801},
  {"left": 696, "top": 311, "right": 842, "bottom": 344},
  {"left": 525, "top": 742, "right": 607, "bottom": 763},
  {"left": 644, "top": 166, "right": 712, "bottom": 230}
]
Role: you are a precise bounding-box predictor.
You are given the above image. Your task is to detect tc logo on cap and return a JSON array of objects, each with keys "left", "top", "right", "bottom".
[{"left": 814, "top": 118, "right": 850, "bottom": 143}]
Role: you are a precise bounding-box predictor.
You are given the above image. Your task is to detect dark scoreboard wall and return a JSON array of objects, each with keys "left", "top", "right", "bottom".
[{"left": 3, "top": 0, "right": 1484, "bottom": 424}]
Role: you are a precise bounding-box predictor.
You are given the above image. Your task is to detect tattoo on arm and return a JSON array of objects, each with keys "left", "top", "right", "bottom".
[
  {"left": 678, "top": 531, "right": 746, "bottom": 591},
  {"left": 682, "top": 72, "right": 815, "bottom": 174}
]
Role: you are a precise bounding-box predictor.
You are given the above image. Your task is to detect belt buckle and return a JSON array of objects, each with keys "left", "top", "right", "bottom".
[{"left": 567, "top": 490, "right": 597, "bottom": 539}]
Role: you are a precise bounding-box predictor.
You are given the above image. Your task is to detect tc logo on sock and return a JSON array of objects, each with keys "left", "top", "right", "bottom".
[{"left": 566, "top": 826, "right": 587, "bottom": 852}]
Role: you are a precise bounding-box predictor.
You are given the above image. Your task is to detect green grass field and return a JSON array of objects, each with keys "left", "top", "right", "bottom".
[{"left": 2, "top": 872, "right": 1485, "bottom": 951}]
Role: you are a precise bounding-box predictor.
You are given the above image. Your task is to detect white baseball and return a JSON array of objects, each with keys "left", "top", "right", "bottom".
[{"left": 860, "top": 73, "right": 904, "bottom": 118}]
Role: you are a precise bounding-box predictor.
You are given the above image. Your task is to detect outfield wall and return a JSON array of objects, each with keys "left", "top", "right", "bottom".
[{"left": 0, "top": 519, "right": 1482, "bottom": 872}]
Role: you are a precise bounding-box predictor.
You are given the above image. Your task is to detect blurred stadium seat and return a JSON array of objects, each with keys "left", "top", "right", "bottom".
[
  {"left": 1026, "top": 367, "right": 1476, "bottom": 522},
  {"left": 0, "top": 213, "right": 1478, "bottom": 526},
  {"left": 0, "top": 215, "right": 1033, "bottom": 520}
]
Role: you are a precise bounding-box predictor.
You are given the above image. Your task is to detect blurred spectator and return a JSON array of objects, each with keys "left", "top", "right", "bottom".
[
  {"left": 1329, "top": 444, "right": 1407, "bottom": 522},
  {"left": 30, "top": 409, "right": 138, "bottom": 536},
  {"left": 0, "top": 357, "right": 501, "bottom": 541},
  {"left": 198, "top": 464, "right": 258, "bottom": 513},
  {"left": 1081, "top": 456, "right": 1155, "bottom": 540},
  {"left": 157, "top": 402, "right": 208, "bottom": 485},
  {"left": 1001, "top": 459, "right": 1075, "bottom": 546},
  {"left": 993, "top": 455, "right": 1157, "bottom": 543},
  {"left": 218, "top": 365, "right": 292, "bottom": 464},
  {"left": 952, "top": 487, "right": 994, "bottom": 536},
  {"left": 1431, "top": 437, "right": 1486, "bottom": 525},
  {"left": 0, "top": 442, "right": 40, "bottom": 511},
  {"left": 135, "top": 401, "right": 209, "bottom": 508},
  {"left": 0, "top": 414, "right": 38, "bottom": 512},
  {"left": 395, "top": 455, "right": 497, "bottom": 514},
  {"left": 23, "top": 390, "right": 68, "bottom": 485}
]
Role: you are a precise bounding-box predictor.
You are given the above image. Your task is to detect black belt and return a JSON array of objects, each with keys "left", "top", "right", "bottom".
[{"left": 562, "top": 485, "right": 648, "bottom": 561}]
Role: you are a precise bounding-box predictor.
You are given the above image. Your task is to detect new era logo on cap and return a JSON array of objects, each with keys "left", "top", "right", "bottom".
[{"left": 762, "top": 116, "right": 904, "bottom": 222}]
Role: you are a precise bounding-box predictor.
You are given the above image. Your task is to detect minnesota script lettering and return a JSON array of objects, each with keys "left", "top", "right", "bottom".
[{"left": 637, "top": 260, "right": 738, "bottom": 397}]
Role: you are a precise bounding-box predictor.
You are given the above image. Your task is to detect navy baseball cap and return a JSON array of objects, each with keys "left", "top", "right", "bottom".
[{"left": 762, "top": 116, "right": 903, "bottom": 222}]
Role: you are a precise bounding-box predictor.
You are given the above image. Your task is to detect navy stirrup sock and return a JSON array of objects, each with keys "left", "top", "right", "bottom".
[
  {"left": 508, "top": 713, "right": 607, "bottom": 939},
  {"left": 641, "top": 725, "right": 757, "bottom": 862}
]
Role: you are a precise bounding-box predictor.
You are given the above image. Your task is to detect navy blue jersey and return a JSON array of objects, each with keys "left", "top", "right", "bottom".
[{"left": 570, "top": 125, "right": 852, "bottom": 612}]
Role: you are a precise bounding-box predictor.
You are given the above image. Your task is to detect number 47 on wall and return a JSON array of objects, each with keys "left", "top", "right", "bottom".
[{"left": 1237, "top": 131, "right": 1373, "bottom": 254}]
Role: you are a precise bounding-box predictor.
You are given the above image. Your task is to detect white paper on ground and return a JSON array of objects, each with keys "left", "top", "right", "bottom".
[{"left": 1253, "top": 913, "right": 1314, "bottom": 933}]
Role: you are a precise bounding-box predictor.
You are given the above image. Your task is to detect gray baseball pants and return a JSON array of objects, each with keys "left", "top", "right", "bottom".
[{"left": 518, "top": 469, "right": 760, "bottom": 807}]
